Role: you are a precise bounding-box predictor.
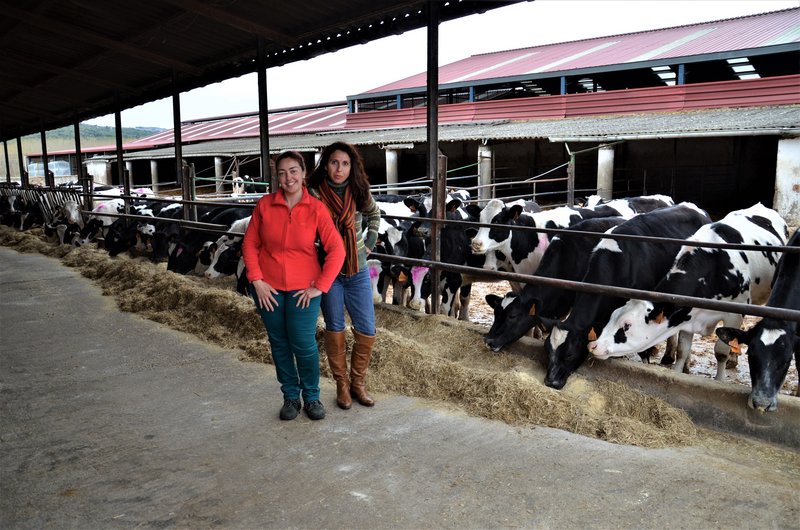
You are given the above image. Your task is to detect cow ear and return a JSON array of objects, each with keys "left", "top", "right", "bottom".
[
  {"left": 446, "top": 199, "right": 462, "bottom": 212},
  {"left": 587, "top": 327, "right": 597, "bottom": 341},
  {"left": 715, "top": 327, "right": 749, "bottom": 353},
  {"left": 485, "top": 294, "right": 502, "bottom": 309},
  {"left": 537, "top": 316, "right": 557, "bottom": 333},
  {"left": 647, "top": 302, "right": 671, "bottom": 324},
  {"left": 509, "top": 204, "right": 524, "bottom": 220},
  {"left": 403, "top": 197, "right": 420, "bottom": 212}
]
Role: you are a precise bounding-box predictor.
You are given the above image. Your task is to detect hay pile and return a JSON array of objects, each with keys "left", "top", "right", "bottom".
[{"left": 1, "top": 225, "right": 696, "bottom": 448}]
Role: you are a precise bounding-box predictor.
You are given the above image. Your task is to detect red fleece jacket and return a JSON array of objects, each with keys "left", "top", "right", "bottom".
[{"left": 242, "top": 187, "right": 345, "bottom": 293}]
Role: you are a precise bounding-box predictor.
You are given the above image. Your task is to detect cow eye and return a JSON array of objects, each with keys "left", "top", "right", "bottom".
[{"left": 623, "top": 323, "right": 631, "bottom": 332}]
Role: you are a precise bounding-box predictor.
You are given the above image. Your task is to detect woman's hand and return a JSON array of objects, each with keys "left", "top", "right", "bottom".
[
  {"left": 293, "top": 285, "right": 322, "bottom": 309},
  {"left": 252, "top": 279, "right": 278, "bottom": 311}
]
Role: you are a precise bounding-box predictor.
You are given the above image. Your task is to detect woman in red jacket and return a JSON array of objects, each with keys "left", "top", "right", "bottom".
[{"left": 242, "top": 151, "right": 345, "bottom": 421}]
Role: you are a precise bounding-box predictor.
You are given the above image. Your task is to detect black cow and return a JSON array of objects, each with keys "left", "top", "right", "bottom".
[
  {"left": 484, "top": 216, "right": 626, "bottom": 352},
  {"left": 542, "top": 203, "right": 711, "bottom": 389},
  {"left": 716, "top": 228, "right": 800, "bottom": 411}
]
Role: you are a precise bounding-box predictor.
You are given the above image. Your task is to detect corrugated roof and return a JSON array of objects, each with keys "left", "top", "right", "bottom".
[
  {"left": 361, "top": 8, "right": 800, "bottom": 96},
  {"left": 0, "top": 0, "right": 517, "bottom": 141},
  {"left": 101, "top": 105, "right": 799, "bottom": 161}
]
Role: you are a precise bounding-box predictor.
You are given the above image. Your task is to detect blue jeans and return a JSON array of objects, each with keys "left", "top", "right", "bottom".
[
  {"left": 252, "top": 289, "right": 321, "bottom": 402},
  {"left": 321, "top": 269, "right": 376, "bottom": 336}
]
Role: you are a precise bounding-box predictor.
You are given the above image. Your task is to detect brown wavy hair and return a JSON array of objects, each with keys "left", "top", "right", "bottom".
[
  {"left": 274, "top": 150, "right": 307, "bottom": 174},
  {"left": 308, "top": 141, "right": 371, "bottom": 210}
]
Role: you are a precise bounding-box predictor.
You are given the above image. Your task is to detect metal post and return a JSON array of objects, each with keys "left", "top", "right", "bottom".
[
  {"left": 114, "top": 105, "right": 128, "bottom": 217},
  {"left": 478, "top": 143, "right": 493, "bottom": 203},
  {"left": 257, "top": 36, "right": 273, "bottom": 194},
  {"left": 3, "top": 141, "right": 10, "bottom": 183},
  {"left": 150, "top": 160, "right": 160, "bottom": 194},
  {"left": 73, "top": 119, "right": 88, "bottom": 210},
  {"left": 172, "top": 70, "right": 190, "bottom": 220},
  {"left": 16, "top": 137, "right": 27, "bottom": 187},
  {"left": 426, "top": 0, "right": 442, "bottom": 315},
  {"left": 40, "top": 124, "right": 51, "bottom": 188},
  {"left": 567, "top": 153, "right": 575, "bottom": 206}
]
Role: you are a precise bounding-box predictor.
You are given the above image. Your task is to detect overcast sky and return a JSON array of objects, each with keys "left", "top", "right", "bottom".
[{"left": 85, "top": 0, "right": 798, "bottom": 129}]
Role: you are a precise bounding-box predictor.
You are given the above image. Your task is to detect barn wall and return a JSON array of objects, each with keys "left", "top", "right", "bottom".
[{"left": 607, "top": 137, "right": 778, "bottom": 217}]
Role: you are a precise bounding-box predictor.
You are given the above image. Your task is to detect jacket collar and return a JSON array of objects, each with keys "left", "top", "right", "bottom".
[{"left": 272, "top": 186, "right": 310, "bottom": 207}]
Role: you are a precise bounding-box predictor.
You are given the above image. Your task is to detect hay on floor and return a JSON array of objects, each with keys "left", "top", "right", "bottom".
[{"left": 1, "top": 224, "right": 696, "bottom": 448}]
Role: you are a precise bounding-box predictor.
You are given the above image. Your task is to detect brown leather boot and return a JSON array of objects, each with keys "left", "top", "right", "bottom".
[
  {"left": 325, "top": 330, "right": 351, "bottom": 409},
  {"left": 350, "top": 327, "right": 376, "bottom": 407}
]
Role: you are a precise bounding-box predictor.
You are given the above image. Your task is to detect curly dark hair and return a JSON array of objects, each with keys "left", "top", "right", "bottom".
[{"left": 308, "top": 142, "right": 371, "bottom": 210}]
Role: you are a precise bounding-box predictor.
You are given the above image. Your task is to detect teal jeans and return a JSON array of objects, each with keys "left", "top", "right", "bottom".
[{"left": 252, "top": 289, "right": 322, "bottom": 402}]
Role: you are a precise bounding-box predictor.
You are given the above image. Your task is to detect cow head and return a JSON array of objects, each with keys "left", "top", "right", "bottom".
[
  {"left": 588, "top": 299, "right": 681, "bottom": 360},
  {"left": 716, "top": 322, "right": 799, "bottom": 412},
  {"left": 484, "top": 293, "right": 539, "bottom": 352},
  {"left": 544, "top": 322, "right": 595, "bottom": 390},
  {"left": 470, "top": 199, "right": 509, "bottom": 255}
]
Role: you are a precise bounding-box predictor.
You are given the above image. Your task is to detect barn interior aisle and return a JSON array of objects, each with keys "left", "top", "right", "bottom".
[
  {"left": 0, "top": 223, "right": 797, "bottom": 438},
  {"left": 1, "top": 239, "right": 799, "bottom": 529}
]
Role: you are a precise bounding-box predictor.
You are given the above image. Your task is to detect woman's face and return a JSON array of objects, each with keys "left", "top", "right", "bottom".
[
  {"left": 276, "top": 157, "right": 305, "bottom": 196},
  {"left": 326, "top": 149, "right": 351, "bottom": 185}
]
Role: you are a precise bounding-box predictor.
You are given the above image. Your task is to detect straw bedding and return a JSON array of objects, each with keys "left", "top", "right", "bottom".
[{"left": 1, "top": 225, "right": 697, "bottom": 448}]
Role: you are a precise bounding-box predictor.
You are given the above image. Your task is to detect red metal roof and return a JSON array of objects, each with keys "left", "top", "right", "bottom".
[{"left": 363, "top": 8, "right": 800, "bottom": 95}]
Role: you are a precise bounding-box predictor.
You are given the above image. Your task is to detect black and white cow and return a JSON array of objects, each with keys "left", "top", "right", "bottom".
[
  {"left": 588, "top": 203, "right": 788, "bottom": 382},
  {"left": 543, "top": 203, "right": 711, "bottom": 389},
  {"left": 715, "top": 228, "right": 800, "bottom": 411},
  {"left": 484, "top": 216, "right": 627, "bottom": 352},
  {"left": 470, "top": 199, "right": 631, "bottom": 285},
  {"left": 204, "top": 215, "right": 252, "bottom": 279},
  {"left": 168, "top": 207, "right": 251, "bottom": 275},
  {"left": 584, "top": 194, "right": 675, "bottom": 218}
]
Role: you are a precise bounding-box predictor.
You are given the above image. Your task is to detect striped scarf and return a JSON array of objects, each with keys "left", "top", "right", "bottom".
[{"left": 319, "top": 179, "right": 359, "bottom": 276}]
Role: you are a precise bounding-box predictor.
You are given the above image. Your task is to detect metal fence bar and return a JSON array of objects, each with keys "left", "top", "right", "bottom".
[{"left": 371, "top": 253, "right": 800, "bottom": 323}]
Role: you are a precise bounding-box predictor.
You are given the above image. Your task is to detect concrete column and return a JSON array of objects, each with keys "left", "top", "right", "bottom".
[
  {"left": 125, "top": 161, "right": 134, "bottom": 189},
  {"left": 214, "top": 156, "right": 224, "bottom": 194},
  {"left": 597, "top": 145, "right": 615, "bottom": 201},
  {"left": 385, "top": 148, "right": 399, "bottom": 185},
  {"left": 478, "top": 143, "right": 493, "bottom": 203},
  {"left": 150, "top": 160, "right": 159, "bottom": 193},
  {"left": 774, "top": 137, "right": 800, "bottom": 226}
]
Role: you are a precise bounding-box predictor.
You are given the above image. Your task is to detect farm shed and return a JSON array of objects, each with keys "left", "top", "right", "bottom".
[{"left": 21, "top": 7, "right": 800, "bottom": 221}]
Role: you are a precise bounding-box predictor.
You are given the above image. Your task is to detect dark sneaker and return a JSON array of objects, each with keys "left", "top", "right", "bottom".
[
  {"left": 303, "top": 400, "right": 326, "bottom": 420},
  {"left": 279, "top": 399, "right": 302, "bottom": 421}
]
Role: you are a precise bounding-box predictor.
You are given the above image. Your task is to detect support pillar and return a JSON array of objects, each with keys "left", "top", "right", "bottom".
[
  {"left": 478, "top": 143, "right": 493, "bottom": 203},
  {"left": 125, "top": 161, "right": 133, "bottom": 187},
  {"left": 775, "top": 137, "right": 800, "bottom": 226},
  {"left": 385, "top": 148, "right": 399, "bottom": 186},
  {"left": 597, "top": 145, "right": 615, "bottom": 201},
  {"left": 150, "top": 160, "right": 160, "bottom": 193},
  {"left": 314, "top": 151, "right": 322, "bottom": 168},
  {"left": 214, "top": 156, "right": 224, "bottom": 194},
  {"left": 3, "top": 141, "right": 10, "bottom": 183}
]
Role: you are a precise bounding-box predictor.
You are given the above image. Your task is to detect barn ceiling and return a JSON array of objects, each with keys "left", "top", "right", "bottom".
[{"left": 0, "top": 0, "right": 520, "bottom": 142}]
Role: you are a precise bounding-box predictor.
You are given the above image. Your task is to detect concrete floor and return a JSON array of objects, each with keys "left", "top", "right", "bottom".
[{"left": 1, "top": 247, "right": 798, "bottom": 529}]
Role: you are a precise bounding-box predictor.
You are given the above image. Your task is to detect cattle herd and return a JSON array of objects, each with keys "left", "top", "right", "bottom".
[{"left": 1, "top": 184, "right": 797, "bottom": 412}]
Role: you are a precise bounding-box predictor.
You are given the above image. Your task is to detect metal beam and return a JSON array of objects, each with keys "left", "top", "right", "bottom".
[
  {"left": 257, "top": 36, "right": 273, "bottom": 191},
  {"left": 426, "top": 0, "right": 442, "bottom": 315},
  {"left": 163, "top": 0, "right": 294, "bottom": 47},
  {"left": 0, "top": 1, "right": 202, "bottom": 77}
]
